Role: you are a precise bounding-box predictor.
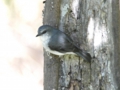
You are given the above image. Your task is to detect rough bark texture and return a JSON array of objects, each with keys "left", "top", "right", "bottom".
[
  {"left": 43, "top": 0, "right": 61, "bottom": 90},
  {"left": 112, "top": 0, "right": 120, "bottom": 89},
  {"left": 43, "top": 0, "right": 120, "bottom": 90}
]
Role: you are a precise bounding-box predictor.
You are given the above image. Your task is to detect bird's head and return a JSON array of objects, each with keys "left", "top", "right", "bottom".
[{"left": 36, "top": 25, "right": 53, "bottom": 37}]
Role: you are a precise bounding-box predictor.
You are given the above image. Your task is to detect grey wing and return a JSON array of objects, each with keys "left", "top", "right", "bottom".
[{"left": 48, "top": 31, "right": 78, "bottom": 53}]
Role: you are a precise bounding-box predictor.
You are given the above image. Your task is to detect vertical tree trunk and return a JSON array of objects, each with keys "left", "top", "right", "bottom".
[
  {"left": 43, "top": 0, "right": 61, "bottom": 90},
  {"left": 112, "top": 0, "right": 120, "bottom": 89},
  {"left": 43, "top": 0, "right": 120, "bottom": 90}
]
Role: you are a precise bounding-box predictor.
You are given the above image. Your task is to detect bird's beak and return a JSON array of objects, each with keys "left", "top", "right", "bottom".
[{"left": 36, "top": 34, "right": 39, "bottom": 37}]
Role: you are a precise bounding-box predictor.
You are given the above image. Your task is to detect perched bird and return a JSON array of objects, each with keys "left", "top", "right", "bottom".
[{"left": 36, "top": 25, "right": 91, "bottom": 62}]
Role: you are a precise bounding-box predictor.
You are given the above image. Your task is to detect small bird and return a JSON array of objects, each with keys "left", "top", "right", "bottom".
[{"left": 36, "top": 25, "right": 91, "bottom": 62}]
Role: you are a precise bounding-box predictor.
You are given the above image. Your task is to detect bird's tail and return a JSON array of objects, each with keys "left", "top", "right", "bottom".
[{"left": 75, "top": 49, "right": 91, "bottom": 62}]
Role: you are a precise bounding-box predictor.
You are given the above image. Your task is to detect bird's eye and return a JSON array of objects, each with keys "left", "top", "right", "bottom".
[{"left": 41, "top": 30, "right": 47, "bottom": 34}]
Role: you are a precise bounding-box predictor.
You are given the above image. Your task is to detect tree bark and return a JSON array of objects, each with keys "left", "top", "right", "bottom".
[
  {"left": 43, "top": 0, "right": 61, "bottom": 90},
  {"left": 43, "top": 0, "right": 120, "bottom": 90}
]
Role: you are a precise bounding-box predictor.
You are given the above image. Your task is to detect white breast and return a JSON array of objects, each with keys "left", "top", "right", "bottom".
[{"left": 39, "top": 34, "right": 51, "bottom": 51}]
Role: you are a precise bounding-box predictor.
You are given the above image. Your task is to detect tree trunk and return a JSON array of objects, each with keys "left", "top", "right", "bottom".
[{"left": 43, "top": 0, "right": 120, "bottom": 90}]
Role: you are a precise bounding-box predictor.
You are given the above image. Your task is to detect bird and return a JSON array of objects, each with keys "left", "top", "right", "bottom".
[{"left": 36, "top": 25, "right": 91, "bottom": 62}]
